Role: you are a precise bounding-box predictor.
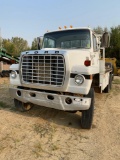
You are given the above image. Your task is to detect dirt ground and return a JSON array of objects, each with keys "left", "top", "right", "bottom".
[{"left": 0, "top": 77, "right": 120, "bottom": 160}]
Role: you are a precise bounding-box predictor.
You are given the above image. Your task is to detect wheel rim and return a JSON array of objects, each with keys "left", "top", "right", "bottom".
[{"left": 23, "top": 103, "right": 32, "bottom": 111}]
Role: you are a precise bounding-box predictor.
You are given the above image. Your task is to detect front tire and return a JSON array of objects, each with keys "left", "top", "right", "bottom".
[
  {"left": 14, "top": 99, "right": 32, "bottom": 112},
  {"left": 81, "top": 88, "right": 94, "bottom": 129}
]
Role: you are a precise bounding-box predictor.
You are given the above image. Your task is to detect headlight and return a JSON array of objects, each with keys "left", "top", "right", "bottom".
[
  {"left": 75, "top": 74, "right": 85, "bottom": 85},
  {"left": 11, "top": 70, "right": 17, "bottom": 79}
]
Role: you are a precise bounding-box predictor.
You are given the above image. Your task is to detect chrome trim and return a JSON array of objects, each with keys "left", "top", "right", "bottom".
[
  {"left": 9, "top": 87, "right": 91, "bottom": 111},
  {"left": 20, "top": 54, "right": 66, "bottom": 87},
  {"left": 74, "top": 74, "right": 85, "bottom": 85},
  {"left": 10, "top": 70, "right": 17, "bottom": 79}
]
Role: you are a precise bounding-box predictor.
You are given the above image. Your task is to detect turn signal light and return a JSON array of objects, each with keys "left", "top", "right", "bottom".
[{"left": 84, "top": 60, "right": 91, "bottom": 66}]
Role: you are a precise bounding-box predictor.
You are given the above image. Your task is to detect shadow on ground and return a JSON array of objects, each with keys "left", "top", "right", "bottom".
[{"left": 0, "top": 98, "right": 83, "bottom": 129}]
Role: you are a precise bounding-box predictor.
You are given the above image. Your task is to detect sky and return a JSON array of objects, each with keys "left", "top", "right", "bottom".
[{"left": 0, "top": 0, "right": 120, "bottom": 46}]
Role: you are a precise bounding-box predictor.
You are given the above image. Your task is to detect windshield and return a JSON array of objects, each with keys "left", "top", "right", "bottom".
[{"left": 42, "top": 29, "right": 91, "bottom": 49}]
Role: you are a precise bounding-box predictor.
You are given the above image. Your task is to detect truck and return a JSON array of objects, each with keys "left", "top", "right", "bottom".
[
  {"left": 9, "top": 27, "right": 112, "bottom": 129},
  {"left": 0, "top": 48, "right": 19, "bottom": 77},
  {"left": 105, "top": 58, "right": 120, "bottom": 76}
]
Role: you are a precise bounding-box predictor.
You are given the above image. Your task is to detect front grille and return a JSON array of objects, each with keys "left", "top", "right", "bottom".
[{"left": 21, "top": 54, "right": 65, "bottom": 86}]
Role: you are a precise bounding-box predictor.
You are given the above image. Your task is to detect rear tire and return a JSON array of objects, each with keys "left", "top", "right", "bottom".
[
  {"left": 109, "top": 74, "right": 112, "bottom": 90},
  {"left": 81, "top": 88, "right": 94, "bottom": 129},
  {"left": 14, "top": 99, "right": 32, "bottom": 112}
]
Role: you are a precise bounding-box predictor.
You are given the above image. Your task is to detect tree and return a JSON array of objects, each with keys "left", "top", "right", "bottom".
[
  {"left": 31, "top": 38, "right": 38, "bottom": 50},
  {"left": 93, "top": 26, "right": 108, "bottom": 34},
  {"left": 2, "top": 37, "right": 30, "bottom": 56},
  {"left": 2, "top": 39, "right": 15, "bottom": 54},
  {"left": 93, "top": 26, "right": 104, "bottom": 34},
  {"left": 11, "top": 37, "right": 29, "bottom": 56},
  {"left": 105, "top": 25, "right": 120, "bottom": 66},
  {"left": 109, "top": 25, "right": 120, "bottom": 66},
  {"left": 110, "top": 25, "right": 120, "bottom": 49},
  {"left": 31, "top": 37, "right": 43, "bottom": 50}
]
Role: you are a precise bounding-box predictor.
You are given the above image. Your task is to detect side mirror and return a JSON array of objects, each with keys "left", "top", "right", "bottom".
[
  {"left": 101, "top": 32, "right": 110, "bottom": 48},
  {"left": 37, "top": 37, "right": 43, "bottom": 50}
]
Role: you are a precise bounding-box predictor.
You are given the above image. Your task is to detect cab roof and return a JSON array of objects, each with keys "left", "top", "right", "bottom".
[{"left": 45, "top": 27, "right": 93, "bottom": 34}]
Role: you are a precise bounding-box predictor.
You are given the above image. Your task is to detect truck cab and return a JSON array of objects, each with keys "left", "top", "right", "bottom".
[{"left": 9, "top": 27, "right": 112, "bottom": 129}]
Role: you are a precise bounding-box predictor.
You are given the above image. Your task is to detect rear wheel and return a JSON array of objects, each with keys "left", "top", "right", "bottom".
[
  {"left": 109, "top": 74, "right": 112, "bottom": 90},
  {"left": 14, "top": 99, "right": 32, "bottom": 112},
  {"left": 81, "top": 88, "right": 94, "bottom": 129}
]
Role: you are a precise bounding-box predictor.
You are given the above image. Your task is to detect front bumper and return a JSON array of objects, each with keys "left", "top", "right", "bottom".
[{"left": 9, "top": 88, "right": 91, "bottom": 111}]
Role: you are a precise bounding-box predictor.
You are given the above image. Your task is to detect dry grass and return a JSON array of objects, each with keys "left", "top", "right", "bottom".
[
  {"left": 113, "top": 78, "right": 120, "bottom": 84},
  {"left": 0, "top": 77, "right": 120, "bottom": 160},
  {"left": 0, "top": 101, "right": 10, "bottom": 108}
]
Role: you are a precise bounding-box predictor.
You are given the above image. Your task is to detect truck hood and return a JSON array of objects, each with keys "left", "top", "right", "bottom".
[{"left": 21, "top": 48, "right": 99, "bottom": 75}]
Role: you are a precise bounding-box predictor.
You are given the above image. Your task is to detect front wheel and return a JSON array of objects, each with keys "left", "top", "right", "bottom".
[
  {"left": 81, "top": 88, "right": 94, "bottom": 129},
  {"left": 14, "top": 99, "right": 32, "bottom": 112}
]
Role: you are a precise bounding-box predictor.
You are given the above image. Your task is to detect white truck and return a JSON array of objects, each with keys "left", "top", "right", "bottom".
[{"left": 9, "top": 27, "right": 112, "bottom": 129}]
